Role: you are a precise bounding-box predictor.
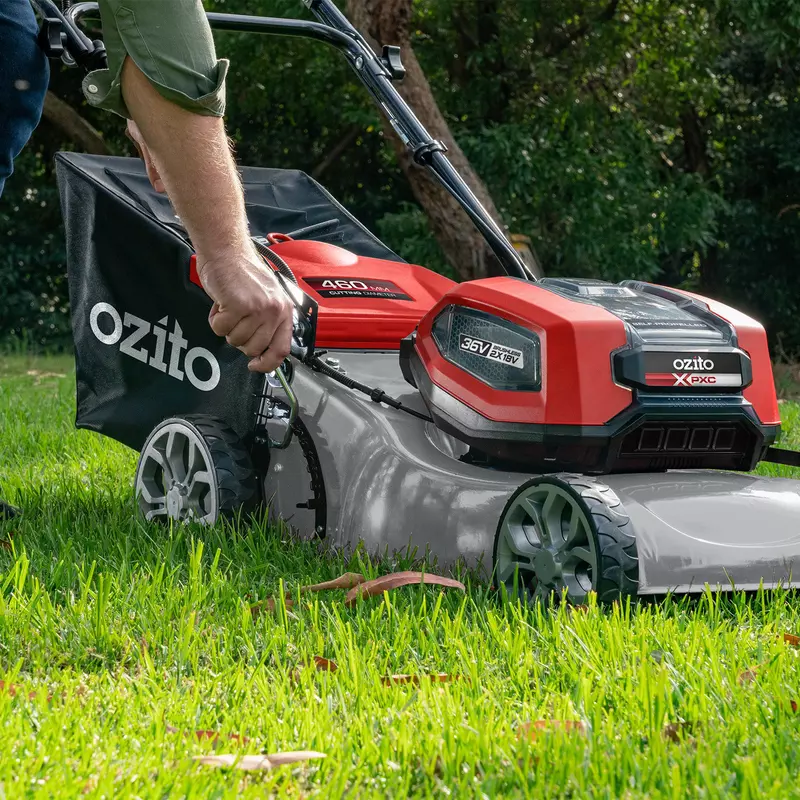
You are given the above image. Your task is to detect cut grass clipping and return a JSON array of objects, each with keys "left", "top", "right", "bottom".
[{"left": 4, "top": 353, "right": 800, "bottom": 797}]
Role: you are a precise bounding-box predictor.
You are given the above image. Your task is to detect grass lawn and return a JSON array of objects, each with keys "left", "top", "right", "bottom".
[{"left": 4, "top": 352, "right": 800, "bottom": 798}]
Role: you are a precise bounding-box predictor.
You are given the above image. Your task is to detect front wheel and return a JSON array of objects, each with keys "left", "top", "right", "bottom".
[
  {"left": 493, "top": 474, "right": 639, "bottom": 605},
  {"left": 134, "top": 415, "right": 258, "bottom": 525}
]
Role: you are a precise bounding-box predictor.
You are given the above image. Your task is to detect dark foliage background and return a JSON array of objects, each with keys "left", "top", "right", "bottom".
[{"left": 4, "top": 0, "right": 800, "bottom": 352}]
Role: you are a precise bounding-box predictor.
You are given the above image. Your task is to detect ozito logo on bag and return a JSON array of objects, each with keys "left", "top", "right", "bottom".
[
  {"left": 89, "top": 302, "right": 221, "bottom": 392},
  {"left": 458, "top": 334, "right": 524, "bottom": 368}
]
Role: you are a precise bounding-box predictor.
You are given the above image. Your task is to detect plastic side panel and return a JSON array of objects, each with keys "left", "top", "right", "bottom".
[
  {"left": 416, "top": 278, "right": 632, "bottom": 425},
  {"left": 264, "top": 353, "right": 527, "bottom": 570},
  {"left": 669, "top": 288, "right": 780, "bottom": 426},
  {"left": 271, "top": 240, "right": 456, "bottom": 350},
  {"left": 604, "top": 471, "right": 800, "bottom": 593}
]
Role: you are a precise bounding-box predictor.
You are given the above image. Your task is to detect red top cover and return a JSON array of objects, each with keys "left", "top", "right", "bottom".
[
  {"left": 415, "top": 278, "right": 632, "bottom": 426},
  {"left": 269, "top": 240, "right": 456, "bottom": 350},
  {"left": 669, "top": 288, "right": 781, "bottom": 426},
  {"left": 189, "top": 240, "right": 454, "bottom": 349}
]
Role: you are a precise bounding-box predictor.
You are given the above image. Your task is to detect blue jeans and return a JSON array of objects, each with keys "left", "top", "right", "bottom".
[{"left": 0, "top": 0, "right": 49, "bottom": 197}]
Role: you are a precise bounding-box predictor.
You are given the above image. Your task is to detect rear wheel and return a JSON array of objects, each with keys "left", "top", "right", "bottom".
[
  {"left": 134, "top": 415, "right": 257, "bottom": 525},
  {"left": 493, "top": 474, "right": 638, "bottom": 605}
]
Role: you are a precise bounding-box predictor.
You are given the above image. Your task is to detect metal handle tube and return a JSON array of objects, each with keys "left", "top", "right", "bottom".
[
  {"left": 32, "top": 0, "right": 96, "bottom": 58},
  {"left": 67, "top": 3, "right": 360, "bottom": 50},
  {"left": 302, "top": 0, "right": 531, "bottom": 279},
  {"left": 64, "top": 1, "right": 533, "bottom": 280}
]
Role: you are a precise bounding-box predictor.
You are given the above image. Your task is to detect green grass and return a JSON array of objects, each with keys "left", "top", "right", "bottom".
[{"left": 4, "top": 353, "right": 800, "bottom": 798}]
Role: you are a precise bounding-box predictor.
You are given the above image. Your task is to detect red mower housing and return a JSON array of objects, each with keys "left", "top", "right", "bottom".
[
  {"left": 194, "top": 238, "right": 780, "bottom": 475},
  {"left": 399, "top": 276, "right": 780, "bottom": 473}
]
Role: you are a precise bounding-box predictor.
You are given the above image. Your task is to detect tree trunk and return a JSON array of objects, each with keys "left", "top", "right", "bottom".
[
  {"left": 679, "top": 104, "right": 718, "bottom": 293},
  {"left": 41, "top": 92, "right": 111, "bottom": 155},
  {"left": 346, "top": 0, "right": 524, "bottom": 280},
  {"left": 679, "top": 105, "right": 710, "bottom": 178}
]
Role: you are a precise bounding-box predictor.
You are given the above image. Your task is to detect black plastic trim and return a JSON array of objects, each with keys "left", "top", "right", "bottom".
[
  {"left": 614, "top": 346, "right": 753, "bottom": 393},
  {"left": 621, "top": 280, "right": 739, "bottom": 346},
  {"left": 408, "top": 346, "right": 779, "bottom": 473}
]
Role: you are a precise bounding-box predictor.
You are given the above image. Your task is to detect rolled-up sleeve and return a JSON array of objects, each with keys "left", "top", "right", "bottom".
[{"left": 82, "top": 0, "right": 228, "bottom": 118}]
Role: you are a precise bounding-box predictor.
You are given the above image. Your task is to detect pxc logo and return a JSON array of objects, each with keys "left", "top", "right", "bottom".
[
  {"left": 89, "top": 302, "right": 220, "bottom": 392},
  {"left": 673, "top": 373, "right": 718, "bottom": 386},
  {"left": 673, "top": 357, "right": 715, "bottom": 371}
]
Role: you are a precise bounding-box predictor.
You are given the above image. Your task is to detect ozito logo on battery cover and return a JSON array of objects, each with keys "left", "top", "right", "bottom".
[
  {"left": 672, "top": 356, "right": 715, "bottom": 371},
  {"left": 641, "top": 351, "right": 743, "bottom": 389},
  {"left": 89, "top": 302, "right": 221, "bottom": 392}
]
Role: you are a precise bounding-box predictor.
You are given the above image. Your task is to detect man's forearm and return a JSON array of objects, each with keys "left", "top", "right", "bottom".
[
  {"left": 119, "top": 57, "right": 293, "bottom": 374},
  {"left": 121, "top": 58, "right": 252, "bottom": 262}
]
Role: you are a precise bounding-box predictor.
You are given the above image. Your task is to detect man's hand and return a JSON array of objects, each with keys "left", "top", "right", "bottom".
[{"left": 198, "top": 251, "right": 295, "bottom": 374}]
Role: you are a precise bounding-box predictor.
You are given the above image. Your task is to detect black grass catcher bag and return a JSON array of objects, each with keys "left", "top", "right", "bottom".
[{"left": 56, "top": 152, "right": 402, "bottom": 451}]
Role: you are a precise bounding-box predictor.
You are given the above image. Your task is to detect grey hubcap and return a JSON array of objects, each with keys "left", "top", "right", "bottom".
[
  {"left": 496, "top": 481, "right": 599, "bottom": 604},
  {"left": 135, "top": 421, "right": 219, "bottom": 524}
]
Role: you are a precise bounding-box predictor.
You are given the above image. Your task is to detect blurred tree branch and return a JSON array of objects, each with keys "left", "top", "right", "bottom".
[{"left": 42, "top": 92, "right": 111, "bottom": 155}]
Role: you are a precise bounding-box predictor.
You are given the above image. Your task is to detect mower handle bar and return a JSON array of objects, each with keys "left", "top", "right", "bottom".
[
  {"left": 58, "top": 0, "right": 532, "bottom": 281},
  {"left": 30, "top": 0, "right": 104, "bottom": 69}
]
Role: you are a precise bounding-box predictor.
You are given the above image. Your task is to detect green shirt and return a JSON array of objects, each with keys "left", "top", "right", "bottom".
[{"left": 82, "top": 0, "right": 228, "bottom": 118}]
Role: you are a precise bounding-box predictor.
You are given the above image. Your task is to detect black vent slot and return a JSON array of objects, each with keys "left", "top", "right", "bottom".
[{"left": 620, "top": 422, "right": 748, "bottom": 458}]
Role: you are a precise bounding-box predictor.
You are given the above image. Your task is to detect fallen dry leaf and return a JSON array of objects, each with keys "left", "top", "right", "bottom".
[
  {"left": 250, "top": 572, "right": 367, "bottom": 617},
  {"left": 739, "top": 667, "right": 759, "bottom": 684},
  {"left": 784, "top": 633, "right": 800, "bottom": 647},
  {"left": 0, "top": 681, "right": 27, "bottom": 699},
  {"left": 519, "top": 720, "right": 586, "bottom": 740},
  {"left": 0, "top": 681, "right": 39, "bottom": 701},
  {"left": 291, "top": 657, "right": 339, "bottom": 681},
  {"left": 345, "top": 571, "right": 465, "bottom": 607},
  {"left": 288, "top": 668, "right": 303, "bottom": 685},
  {"left": 312, "top": 656, "right": 338, "bottom": 673},
  {"left": 301, "top": 573, "right": 366, "bottom": 593},
  {"left": 250, "top": 595, "right": 295, "bottom": 617},
  {"left": 663, "top": 722, "right": 699, "bottom": 743},
  {"left": 194, "top": 751, "right": 326, "bottom": 771},
  {"left": 381, "top": 673, "right": 462, "bottom": 686},
  {"left": 166, "top": 724, "right": 249, "bottom": 746}
]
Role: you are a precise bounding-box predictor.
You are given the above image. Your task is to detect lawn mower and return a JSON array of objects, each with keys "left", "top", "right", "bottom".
[{"left": 40, "top": 0, "right": 800, "bottom": 604}]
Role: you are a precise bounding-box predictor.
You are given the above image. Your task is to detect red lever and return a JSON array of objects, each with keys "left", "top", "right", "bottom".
[{"left": 267, "top": 233, "right": 294, "bottom": 245}]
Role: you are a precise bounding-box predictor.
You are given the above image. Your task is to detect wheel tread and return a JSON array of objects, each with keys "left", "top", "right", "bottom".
[
  {"left": 493, "top": 473, "right": 639, "bottom": 606},
  {"left": 136, "top": 414, "right": 258, "bottom": 523},
  {"left": 183, "top": 415, "right": 258, "bottom": 516}
]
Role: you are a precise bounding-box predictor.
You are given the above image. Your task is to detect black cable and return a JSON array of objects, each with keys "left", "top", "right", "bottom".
[
  {"left": 311, "top": 356, "right": 433, "bottom": 422},
  {"left": 252, "top": 237, "right": 298, "bottom": 284},
  {"left": 251, "top": 236, "right": 431, "bottom": 422}
]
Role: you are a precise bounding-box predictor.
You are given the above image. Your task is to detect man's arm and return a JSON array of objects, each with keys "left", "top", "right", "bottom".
[
  {"left": 120, "top": 59, "right": 293, "bottom": 373},
  {"left": 81, "top": 0, "right": 293, "bottom": 373}
]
